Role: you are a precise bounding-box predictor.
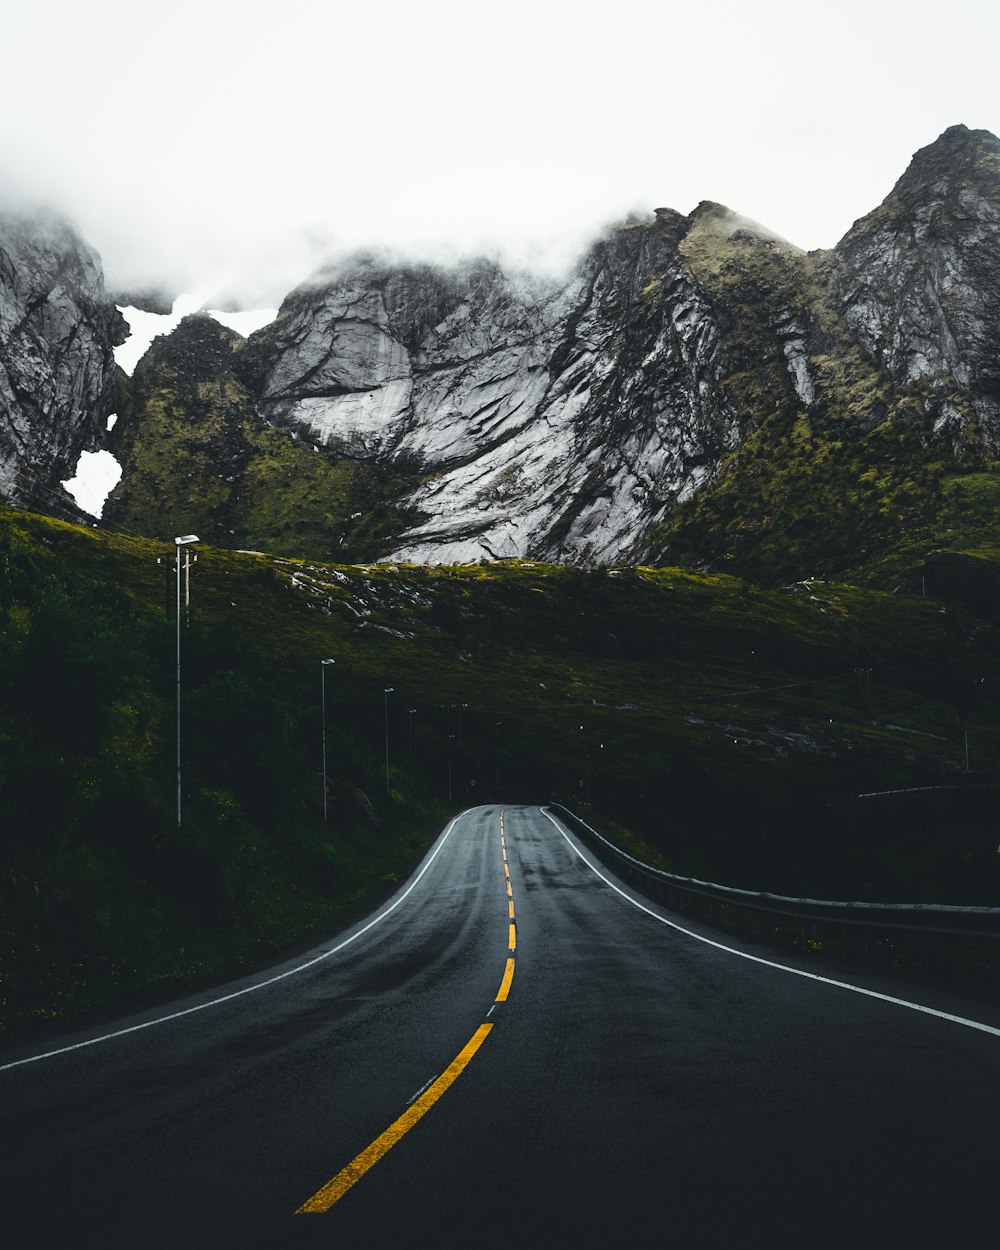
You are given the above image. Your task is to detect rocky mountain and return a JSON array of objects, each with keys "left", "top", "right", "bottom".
[
  {"left": 238, "top": 221, "right": 739, "bottom": 565},
  {"left": 828, "top": 125, "right": 1000, "bottom": 454},
  {"left": 104, "top": 313, "right": 420, "bottom": 560},
  {"left": 0, "top": 202, "right": 125, "bottom": 514},
  {"left": 233, "top": 123, "right": 1000, "bottom": 577},
  {"left": 6, "top": 125, "right": 1000, "bottom": 584}
]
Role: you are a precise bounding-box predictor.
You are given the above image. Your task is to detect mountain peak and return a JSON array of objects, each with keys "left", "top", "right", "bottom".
[
  {"left": 134, "top": 313, "right": 244, "bottom": 385},
  {"left": 892, "top": 123, "right": 1000, "bottom": 200}
]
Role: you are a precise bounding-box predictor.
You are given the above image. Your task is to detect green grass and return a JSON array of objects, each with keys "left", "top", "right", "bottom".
[{"left": 3, "top": 506, "right": 1000, "bottom": 1038}]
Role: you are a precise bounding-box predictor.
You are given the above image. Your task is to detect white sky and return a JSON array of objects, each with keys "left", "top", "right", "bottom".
[{"left": 3, "top": 0, "right": 999, "bottom": 306}]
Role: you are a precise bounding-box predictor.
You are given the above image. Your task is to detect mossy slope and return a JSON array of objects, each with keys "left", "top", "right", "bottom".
[
  {"left": 3, "top": 505, "right": 1000, "bottom": 1037},
  {"left": 105, "top": 315, "right": 421, "bottom": 561}
]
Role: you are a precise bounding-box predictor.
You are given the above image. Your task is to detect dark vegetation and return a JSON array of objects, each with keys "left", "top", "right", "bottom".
[
  {"left": 104, "top": 315, "right": 423, "bottom": 564},
  {"left": 648, "top": 215, "right": 998, "bottom": 588},
  {"left": 3, "top": 503, "right": 1000, "bottom": 1039}
]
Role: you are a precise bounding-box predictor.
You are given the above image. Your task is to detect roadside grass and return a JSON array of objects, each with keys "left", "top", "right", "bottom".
[{"left": 3, "top": 506, "right": 1000, "bottom": 1038}]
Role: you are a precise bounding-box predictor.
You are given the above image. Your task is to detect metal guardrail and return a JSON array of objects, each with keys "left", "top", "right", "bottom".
[{"left": 548, "top": 804, "right": 1000, "bottom": 943}]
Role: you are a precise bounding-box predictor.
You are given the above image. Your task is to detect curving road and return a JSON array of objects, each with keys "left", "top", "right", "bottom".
[{"left": 2, "top": 804, "right": 999, "bottom": 1248}]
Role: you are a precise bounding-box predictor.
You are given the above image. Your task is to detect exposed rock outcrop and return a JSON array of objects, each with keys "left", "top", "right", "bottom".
[
  {"left": 104, "top": 314, "right": 421, "bottom": 559},
  {"left": 825, "top": 125, "right": 1000, "bottom": 454},
  {"left": 8, "top": 126, "right": 1000, "bottom": 586},
  {"left": 0, "top": 203, "right": 126, "bottom": 512},
  {"left": 234, "top": 126, "right": 1000, "bottom": 572},
  {"left": 242, "top": 222, "right": 743, "bottom": 564}
]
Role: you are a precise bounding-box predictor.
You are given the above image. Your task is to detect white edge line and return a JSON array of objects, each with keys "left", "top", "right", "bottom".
[
  {"left": 1, "top": 813, "right": 468, "bottom": 1073},
  {"left": 406, "top": 1074, "right": 438, "bottom": 1105},
  {"left": 540, "top": 809, "right": 1000, "bottom": 1040}
]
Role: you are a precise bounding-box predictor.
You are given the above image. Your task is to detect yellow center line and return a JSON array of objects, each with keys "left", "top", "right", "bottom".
[
  {"left": 496, "top": 957, "right": 515, "bottom": 1002},
  {"left": 296, "top": 1024, "right": 494, "bottom": 1214},
  {"left": 296, "top": 811, "right": 517, "bottom": 1217}
]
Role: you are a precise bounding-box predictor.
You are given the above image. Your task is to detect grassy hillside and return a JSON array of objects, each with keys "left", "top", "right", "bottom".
[{"left": 2, "top": 503, "right": 1000, "bottom": 1037}]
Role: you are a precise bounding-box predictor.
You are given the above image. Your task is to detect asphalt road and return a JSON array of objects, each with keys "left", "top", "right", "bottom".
[{"left": 2, "top": 804, "right": 999, "bottom": 1248}]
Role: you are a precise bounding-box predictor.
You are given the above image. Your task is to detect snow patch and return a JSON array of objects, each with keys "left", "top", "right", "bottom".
[{"left": 62, "top": 449, "right": 122, "bottom": 518}]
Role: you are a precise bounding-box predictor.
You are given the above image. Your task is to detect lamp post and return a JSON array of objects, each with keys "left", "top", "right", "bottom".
[
  {"left": 321, "top": 659, "right": 335, "bottom": 821},
  {"left": 384, "top": 688, "right": 394, "bottom": 796},
  {"left": 448, "top": 733, "right": 455, "bottom": 803},
  {"left": 408, "top": 707, "right": 417, "bottom": 791},
  {"left": 174, "top": 534, "right": 199, "bottom": 832}
]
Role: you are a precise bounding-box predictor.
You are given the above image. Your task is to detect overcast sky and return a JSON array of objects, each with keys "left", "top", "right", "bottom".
[{"left": 3, "top": 0, "right": 998, "bottom": 307}]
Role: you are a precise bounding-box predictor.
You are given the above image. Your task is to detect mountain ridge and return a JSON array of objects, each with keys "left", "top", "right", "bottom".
[{"left": 4, "top": 125, "right": 999, "bottom": 585}]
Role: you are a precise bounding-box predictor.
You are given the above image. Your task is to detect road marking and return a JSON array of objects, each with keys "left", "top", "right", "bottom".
[
  {"left": 1, "top": 812, "right": 471, "bottom": 1073},
  {"left": 508, "top": 923, "right": 517, "bottom": 951},
  {"left": 295, "top": 806, "right": 513, "bottom": 1214},
  {"left": 504, "top": 862, "right": 510, "bottom": 879},
  {"left": 502, "top": 848, "right": 507, "bottom": 861},
  {"left": 296, "top": 1024, "right": 494, "bottom": 1213},
  {"left": 506, "top": 880, "right": 512, "bottom": 898},
  {"left": 496, "top": 958, "right": 515, "bottom": 1002},
  {"left": 508, "top": 899, "right": 515, "bottom": 920},
  {"left": 541, "top": 809, "right": 1000, "bottom": 1040},
  {"left": 406, "top": 1075, "right": 436, "bottom": 1105}
]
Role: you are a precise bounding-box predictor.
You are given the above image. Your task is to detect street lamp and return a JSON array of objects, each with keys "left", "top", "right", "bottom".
[
  {"left": 174, "top": 534, "right": 199, "bottom": 831},
  {"left": 321, "top": 659, "right": 335, "bottom": 821},
  {"left": 409, "top": 708, "right": 417, "bottom": 791},
  {"left": 384, "top": 688, "right": 394, "bottom": 796},
  {"left": 448, "top": 733, "right": 455, "bottom": 803}
]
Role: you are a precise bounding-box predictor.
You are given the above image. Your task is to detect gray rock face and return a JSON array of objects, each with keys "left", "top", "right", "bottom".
[
  {"left": 244, "top": 221, "right": 742, "bottom": 564},
  {"left": 240, "top": 126, "right": 1000, "bottom": 565},
  {"left": 0, "top": 203, "right": 126, "bottom": 511},
  {"left": 825, "top": 125, "right": 1000, "bottom": 453},
  {"left": 8, "top": 125, "right": 998, "bottom": 577}
]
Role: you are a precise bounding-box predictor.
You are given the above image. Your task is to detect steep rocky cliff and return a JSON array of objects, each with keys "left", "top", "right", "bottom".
[
  {"left": 9, "top": 126, "right": 999, "bottom": 584},
  {"left": 230, "top": 124, "right": 1000, "bottom": 577},
  {"left": 104, "top": 314, "right": 420, "bottom": 559},
  {"left": 239, "top": 222, "right": 743, "bottom": 564},
  {"left": 0, "top": 203, "right": 125, "bottom": 513},
  {"left": 659, "top": 125, "right": 1000, "bottom": 581},
  {"left": 826, "top": 125, "right": 1000, "bottom": 455}
]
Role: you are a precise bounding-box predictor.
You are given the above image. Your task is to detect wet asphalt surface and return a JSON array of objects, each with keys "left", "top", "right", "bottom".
[{"left": 2, "top": 804, "right": 998, "bottom": 1249}]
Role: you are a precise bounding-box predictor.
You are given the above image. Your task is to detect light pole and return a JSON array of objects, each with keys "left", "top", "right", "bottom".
[
  {"left": 384, "top": 688, "right": 394, "bottom": 796},
  {"left": 174, "top": 534, "right": 199, "bottom": 832},
  {"left": 321, "top": 659, "right": 335, "bottom": 821},
  {"left": 448, "top": 733, "right": 455, "bottom": 803},
  {"left": 409, "top": 708, "right": 417, "bottom": 791}
]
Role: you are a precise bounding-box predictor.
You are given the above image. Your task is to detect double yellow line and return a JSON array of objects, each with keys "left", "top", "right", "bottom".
[{"left": 296, "top": 808, "right": 516, "bottom": 1214}]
